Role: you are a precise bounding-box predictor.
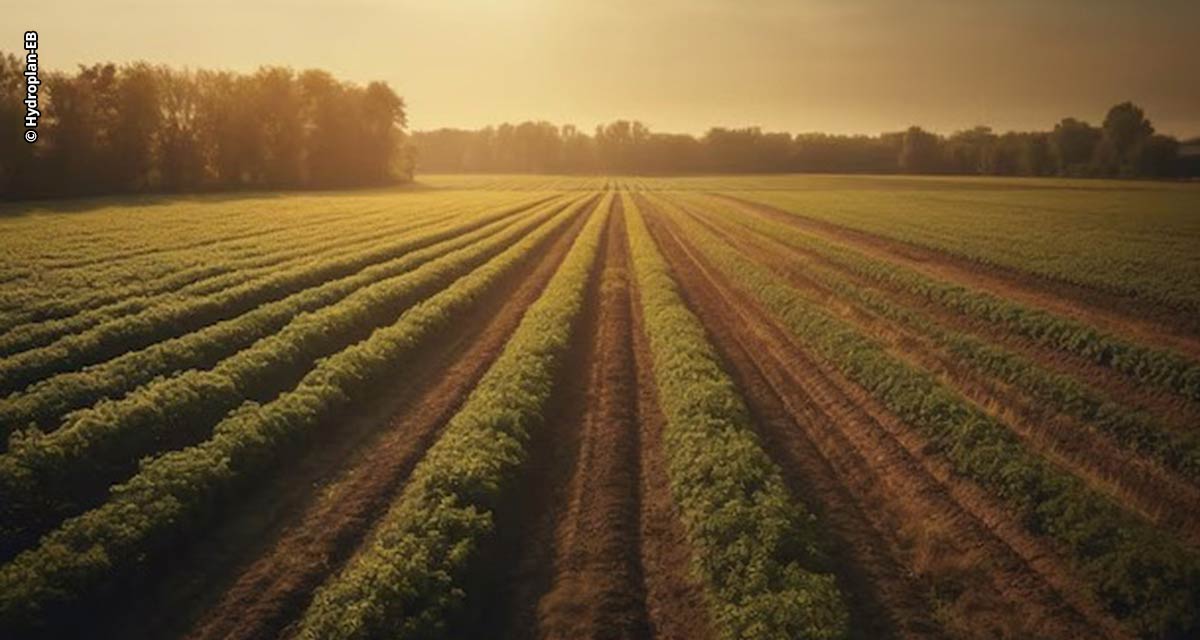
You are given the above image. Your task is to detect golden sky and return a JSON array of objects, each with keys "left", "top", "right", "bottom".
[{"left": 10, "top": 0, "right": 1200, "bottom": 137}]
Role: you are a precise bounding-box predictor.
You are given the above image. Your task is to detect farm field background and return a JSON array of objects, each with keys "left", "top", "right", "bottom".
[{"left": 1, "top": 174, "right": 1199, "bottom": 639}]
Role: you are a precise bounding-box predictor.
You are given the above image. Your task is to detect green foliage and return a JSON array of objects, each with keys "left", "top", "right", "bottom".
[
  {"left": 413, "top": 102, "right": 1192, "bottom": 178},
  {"left": 0, "top": 195, "right": 551, "bottom": 435},
  {"left": 0, "top": 200, "right": 547, "bottom": 396},
  {"left": 714, "top": 191, "right": 1200, "bottom": 402},
  {"left": 703, "top": 200, "right": 1200, "bottom": 482},
  {"left": 0, "top": 197, "right": 573, "bottom": 557},
  {"left": 0, "top": 196, "right": 590, "bottom": 634},
  {"left": 0, "top": 195, "right": 490, "bottom": 358},
  {"left": 2, "top": 58, "right": 409, "bottom": 198},
  {"left": 295, "top": 193, "right": 610, "bottom": 639},
  {"left": 625, "top": 195, "right": 848, "bottom": 640},
  {"left": 660, "top": 197, "right": 1200, "bottom": 637}
]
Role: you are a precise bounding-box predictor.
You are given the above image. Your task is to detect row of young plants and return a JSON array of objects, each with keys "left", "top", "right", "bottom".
[
  {"left": 693, "top": 206, "right": 1200, "bottom": 485},
  {"left": 688, "top": 194, "right": 1200, "bottom": 405},
  {"left": 0, "top": 193, "right": 543, "bottom": 332},
  {"left": 0, "top": 194, "right": 404, "bottom": 316},
  {"left": 0, "top": 194, "right": 594, "bottom": 634},
  {"left": 0, "top": 200, "right": 479, "bottom": 355},
  {"left": 0, "top": 198, "right": 560, "bottom": 444},
  {"left": 0, "top": 199, "right": 561, "bottom": 438},
  {"left": 294, "top": 193, "right": 611, "bottom": 639},
  {"left": 733, "top": 189, "right": 1200, "bottom": 319},
  {"left": 0, "top": 197, "right": 577, "bottom": 559},
  {"left": 658, "top": 197, "right": 1200, "bottom": 637},
  {"left": 623, "top": 195, "right": 848, "bottom": 640},
  {"left": 0, "top": 204, "right": 283, "bottom": 291},
  {"left": 1, "top": 189, "right": 423, "bottom": 277},
  {"left": 0, "top": 197, "right": 550, "bottom": 396}
]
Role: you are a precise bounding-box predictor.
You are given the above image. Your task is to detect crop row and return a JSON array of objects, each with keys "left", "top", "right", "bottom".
[
  {"left": 731, "top": 189, "right": 1200, "bottom": 318},
  {"left": 683, "top": 194, "right": 1200, "bottom": 405},
  {"left": 657, "top": 196, "right": 1200, "bottom": 637},
  {"left": 0, "top": 199, "right": 482, "bottom": 354},
  {"left": 0, "top": 191, "right": 421, "bottom": 282},
  {"left": 624, "top": 195, "right": 848, "bottom": 640},
  {"left": 689, "top": 205, "right": 1200, "bottom": 485},
  {"left": 0, "top": 193, "right": 593, "bottom": 634},
  {"left": 0, "top": 197, "right": 552, "bottom": 395},
  {"left": 824, "top": 259, "right": 1200, "bottom": 483},
  {"left": 0, "top": 193, "right": 541, "bottom": 330},
  {"left": 0, "top": 196, "right": 577, "bottom": 557},
  {"left": 295, "top": 193, "right": 610, "bottom": 639},
  {"left": 0, "top": 199, "right": 562, "bottom": 439},
  {"left": 0, "top": 196, "right": 381, "bottom": 308}
]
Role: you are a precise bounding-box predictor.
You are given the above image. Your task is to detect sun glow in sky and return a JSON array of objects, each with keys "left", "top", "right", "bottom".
[{"left": 10, "top": 0, "right": 1200, "bottom": 137}]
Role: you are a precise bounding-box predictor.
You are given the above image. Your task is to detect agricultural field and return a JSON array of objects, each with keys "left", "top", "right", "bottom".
[{"left": 0, "top": 175, "right": 1198, "bottom": 639}]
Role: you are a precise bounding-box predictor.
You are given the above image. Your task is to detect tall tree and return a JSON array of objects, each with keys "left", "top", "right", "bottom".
[
  {"left": 899, "top": 126, "right": 942, "bottom": 173},
  {"left": 1050, "top": 117, "right": 1101, "bottom": 176},
  {"left": 1102, "top": 102, "right": 1154, "bottom": 162},
  {"left": 0, "top": 53, "right": 37, "bottom": 194},
  {"left": 157, "top": 67, "right": 205, "bottom": 190},
  {"left": 107, "top": 63, "right": 161, "bottom": 191}
]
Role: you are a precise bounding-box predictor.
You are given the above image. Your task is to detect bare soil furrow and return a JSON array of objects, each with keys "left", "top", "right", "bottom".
[
  {"left": 466, "top": 197, "right": 712, "bottom": 640},
  {"left": 713, "top": 194, "right": 1200, "bottom": 360},
  {"left": 687, "top": 205, "right": 1200, "bottom": 545},
  {"left": 533, "top": 205, "right": 653, "bottom": 640},
  {"left": 628, "top": 282, "right": 716, "bottom": 640},
  {"left": 646, "top": 201, "right": 1130, "bottom": 639},
  {"left": 707, "top": 196, "right": 1200, "bottom": 432},
  {"left": 453, "top": 204, "right": 610, "bottom": 640},
  {"left": 649, "top": 227, "right": 938, "bottom": 637},
  {"left": 92, "top": 204, "right": 589, "bottom": 640}
]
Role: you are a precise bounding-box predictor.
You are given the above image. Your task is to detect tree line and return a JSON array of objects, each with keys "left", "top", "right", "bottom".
[
  {"left": 1, "top": 54, "right": 412, "bottom": 199},
  {"left": 413, "top": 102, "right": 1196, "bottom": 178},
  {"left": 2, "top": 53, "right": 1195, "bottom": 201}
]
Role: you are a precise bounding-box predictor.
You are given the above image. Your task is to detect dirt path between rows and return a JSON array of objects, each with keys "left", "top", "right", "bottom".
[
  {"left": 643, "top": 197, "right": 1130, "bottom": 640},
  {"left": 712, "top": 194, "right": 1200, "bottom": 360},
  {"left": 92, "top": 199, "right": 591, "bottom": 640},
  {"left": 628, "top": 258, "right": 716, "bottom": 640},
  {"left": 706, "top": 196, "right": 1200, "bottom": 430},
  {"left": 530, "top": 202, "right": 651, "bottom": 639},
  {"left": 464, "top": 197, "right": 713, "bottom": 640},
  {"left": 683, "top": 204, "right": 1200, "bottom": 546}
]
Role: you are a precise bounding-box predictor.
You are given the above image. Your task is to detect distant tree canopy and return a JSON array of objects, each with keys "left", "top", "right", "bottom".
[
  {"left": 2, "top": 56, "right": 1194, "bottom": 201},
  {"left": 413, "top": 103, "right": 1197, "bottom": 179},
  {"left": 1, "top": 54, "right": 412, "bottom": 198}
]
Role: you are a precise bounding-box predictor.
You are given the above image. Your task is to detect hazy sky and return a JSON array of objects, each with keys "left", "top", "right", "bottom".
[{"left": 9, "top": 0, "right": 1200, "bottom": 137}]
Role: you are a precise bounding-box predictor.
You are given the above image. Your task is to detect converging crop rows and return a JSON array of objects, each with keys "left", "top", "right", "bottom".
[{"left": 1, "top": 175, "right": 1197, "bottom": 639}]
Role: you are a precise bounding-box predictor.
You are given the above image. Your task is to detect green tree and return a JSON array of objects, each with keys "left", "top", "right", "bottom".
[
  {"left": 1049, "top": 117, "right": 1100, "bottom": 175},
  {"left": 0, "top": 53, "right": 37, "bottom": 194},
  {"left": 1101, "top": 101, "right": 1154, "bottom": 169},
  {"left": 107, "top": 63, "right": 161, "bottom": 191},
  {"left": 945, "top": 126, "right": 995, "bottom": 173},
  {"left": 899, "top": 126, "right": 942, "bottom": 173},
  {"left": 1132, "top": 134, "right": 1179, "bottom": 177},
  {"left": 1019, "top": 132, "right": 1053, "bottom": 176},
  {"left": 157, "top": 67, "right": 206, "bottom": 190}
]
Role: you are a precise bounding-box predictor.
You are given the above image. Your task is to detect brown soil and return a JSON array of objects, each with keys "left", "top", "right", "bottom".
[
  {"left": 95, "top": 199, "right": 591, "bottom": 640},
  {"left": 705, "top": 196, "right": 1200, "bottom": 429},
  {"left": 642, "top": 197, "right": 1131, "bottom": 640},
  {"left": 629, "top": 289, "right": 716, "bottom": 640},
  {"left": 478, "top": 197, "right": 713, "bottom": 640},
  {"left": 712, "top": 194, "right": 1200, "bottom": 360},
  {"left": 683, "top": 204, "right": 1200, "bottom": 546},
  {"left": 532, "top": 202, "right": 652, "bottom": 639},
  {"left": 468, "top": 196, "right": 633, "bottom": 639}
]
